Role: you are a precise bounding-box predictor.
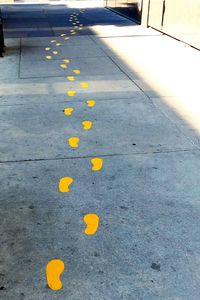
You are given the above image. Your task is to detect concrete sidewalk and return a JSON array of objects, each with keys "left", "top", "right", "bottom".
[{"left": 1, "top": 2, "right": 200, "bottom": 299}]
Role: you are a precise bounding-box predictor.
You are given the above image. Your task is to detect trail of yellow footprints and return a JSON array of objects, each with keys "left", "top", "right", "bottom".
[{"left": 45, "top": 9, "right": 103, "bottom": 291}]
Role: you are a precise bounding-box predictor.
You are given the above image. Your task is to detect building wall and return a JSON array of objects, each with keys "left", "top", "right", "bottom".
[{"left": 144, "top": 0, "right": 200, "bottom": 50}]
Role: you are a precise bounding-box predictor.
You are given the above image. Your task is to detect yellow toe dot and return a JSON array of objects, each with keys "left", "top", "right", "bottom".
[
  {"left": 46, "top": 55, "right": 52, "bottom": 60},
  {"left": 91, "top": 157, "right": 103, "bottom": 171},
  {"left": 73, "top": 69, "right": 80, "bottom": 74},
  {"left": 63, "top": 107, "right": 74, "bottom": 115},
  {"left": 67, "top": 76, "right": 75, "bottom": 81},
  {"left": 64, "top": 37, "right": 69, "bottom": 40},
  {"left": 70, "top": 30, "right": 75, "bottom": 33},
  {"left": 56, "top": 43, "right": 61, "bottom": 46},
  {"left": 46, "top": 259, "right": 65, "bottom": 291},
  {"left": 86, "top": 100, "right": 96, "bottom": 107},
  {"left": 53, "top": 51, "right": 58, "bottom": 55},
  {"left": 50, "top": 40, "right": 56, "bottom": 43},
  {"left": 71, "top": 32, "right": 77, "bottom": 35},
  {"left": 67, "top": 90, "right": 76, "bottom": 97},
  {"left": 84, "top": 214, "right": 99, "bottom": 235},
  {"left": 63, "top": 59, "right": 70, "bottom": 63},
  {"left": 59, "top": 177, "right": 73, "bottom": 192},
  {"left": 68, "top": 137, "right": 79, "bottom": 148},
  {"left": 78, "top": 28, "right": 83, "bottom": 30},
  {"left": 60, "top": 33, "right": 66, "bottom": 36},
  {"left": 81, "top": 82, "right": 88, "bottom": 88},
  {"left": 45, "top": 47, "right": 51, "bottom": 51},
  {"left": 60, "top": 64, "right": 67, "bottom": 69},
  {"left": 82, "top": 120, "right": 92, "bottom": 130}
]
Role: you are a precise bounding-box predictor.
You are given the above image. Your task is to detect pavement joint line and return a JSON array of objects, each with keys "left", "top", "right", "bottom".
[
  {"left": 90, "top": 34, "right": 164, "bottom": 39},
  {"left": 21, "top": 55, "right": 107, "bottom": 62},
  {"left": 0, "top": 148, "right": 199, "bottom": 164},
  {"left": 18, "top": 37, "right": 22, "bottom": 79},
  {"left": 0, "top": 97, "right": 148, "bottom": 107}
]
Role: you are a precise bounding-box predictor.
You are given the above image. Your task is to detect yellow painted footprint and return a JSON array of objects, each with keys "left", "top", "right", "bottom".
[
  {"left": 45, "top": 47, "right": 51, "bottom": 51},
  {"left": 86, "top": 100, "right": 96, "bottom": 107},
  {"left": 60, "top": 33, "right": 66, "bottom": 37},
  {"left": 46, "top": 259, "right": 65, "bottom": 291},
  {"left": 68, "top": 137, "right": 79, "bottom": 148},
  {"left": 67, "top": 76, "right": 75, "bottom": 81},
  {"left": 63, "top": 59, "right": 70, "bottom": 63},
  {"left": 53, "top": 51, "right": 58, "bottom": 55},
  {"left": 60, "top": 64, "right": 67, "bottom": 69},
  {"left": 64, "top": 37, "right": 69, "bottom": 40},
  {"left": 84, "top": 214, "right": 99, "bottom": 235},
  {"left": 73, "top": 69, "right": 80, "bottom": 75},
  {"left": 63, "top": 107, "right": 74, "bottom": 115},
  {"left": 50, "top": 40, "right": 56, "bottom": 43},
  {"left": 82, "top": 120, "right": 92, "bottom": 130},
  {"left": 80, "top": 82, "right": 88, "bottom": 88},
  {"left": 59, "top": 177, "right": 73, "bottom": 192},
  {"left": 91, "top": 157, "right": 103, "bottom": 171},
  {"left": 46, "top": 55, "right": 52, "bottom": 60},
  {"left": 67, "top": 90, "right": 76, "bottom": 97}
]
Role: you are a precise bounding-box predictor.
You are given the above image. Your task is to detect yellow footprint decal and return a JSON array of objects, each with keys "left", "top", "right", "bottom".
[
  {"left": 86, "top": 100, "right": 96, "bottom": 107},
  {"left": 81, "top": 82, "right": 89, "bottom": 88},
  {"left": 68, "top": 137, "right": 79, "bottom": 148},
  {"left": 63, "top": 59, "right": 70, "bottom": 63},
  {"left": 64, "top": 37, "right": 69, "bottom": 40},
  {"left": 84, "top": 214, "right": 99, "bottom": 235},
  {"left": 60, "top": 33, "right": 66, "bottom": 37},
  {"left": 53, "top": 51, "right": 58, "bottom": 55},
  {"left": 60, "top": 64, "right": 67, "bottom": 69},
  {"left": 73, "top": 69, "right": 80, "bottom": 75},
  {"left": 63, "top": 108, "right": 74, "bottom": 116},
  {"left": 91, "top": 158, "right": 103, "bottom": 171},
  {"left": 46, "top": 55, "right": 52, "bottom": 60},
  {"left": 56, "top": 43, "right": 61, "bottom": 46},
  {"left": 59, "top": 177, "right": 73, "bottom": 192},
  {"left": 82, "top": 120, "right": 92, "bottom": 130},
  {"left": 46, "top": 259, "right": 65, "bottom": 291},
  {"left": 45, "top": 47, "right": 51, "bottom": 51},
  {"left": 67, "top": 76, "right": 75, "bottom": 81},
  {"left": 50, "top": 40, "right": 56, "bottom": 43},
  {"left": 67, "top": 90, "right": 76, "bottom": 97}
]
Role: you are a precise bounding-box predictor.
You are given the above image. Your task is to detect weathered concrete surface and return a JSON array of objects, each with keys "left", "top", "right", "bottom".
[
  {"left": 1, "top": 152, "right": 200, "bottom": 299},
  {"left": 1, "top": 2, "right": 200, "bottom": 300}
]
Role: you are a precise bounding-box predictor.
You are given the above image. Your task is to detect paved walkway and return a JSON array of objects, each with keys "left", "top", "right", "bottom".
[{"left": 1, "top": 2, "right": 200, "bottom": 299}]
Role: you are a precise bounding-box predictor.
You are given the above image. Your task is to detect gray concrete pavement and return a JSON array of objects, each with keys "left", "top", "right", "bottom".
[{"left": 1, "top": 2, "right": 200, "bottom": 300}]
